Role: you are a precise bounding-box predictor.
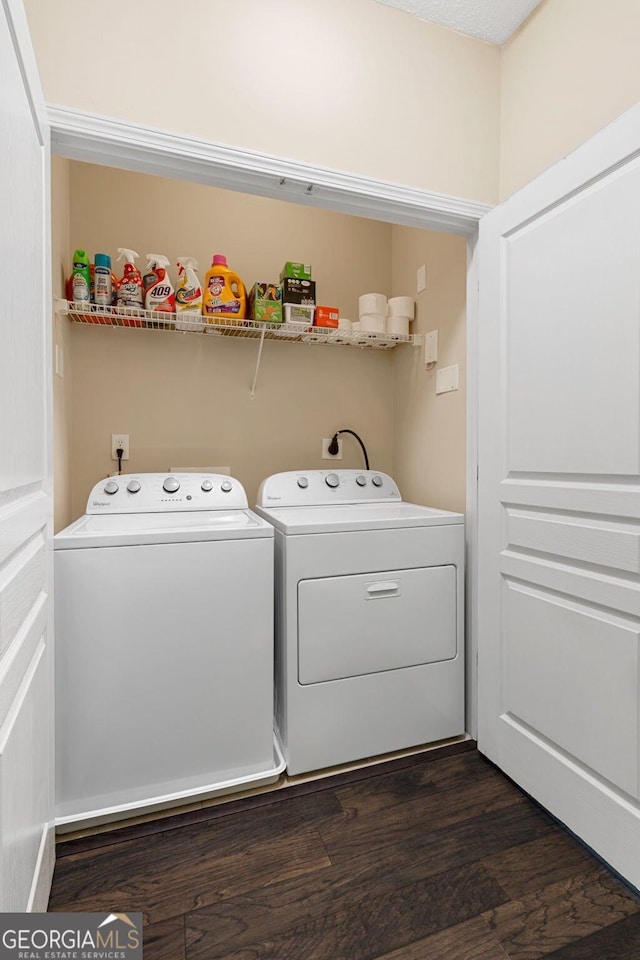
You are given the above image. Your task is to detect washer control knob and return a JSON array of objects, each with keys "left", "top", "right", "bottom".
[
  {"left": 356, "top": 475, "right": 367, "bottom": 487},
  {"left": 201, "top": 479, "right": 213, "bottom": 492},
  {"left": 104, "top": 480, "right": 119, "bottom": 495},
  {"left": 163, "top": 476, "right": 180, "bottom": 493},
  {"left": 326, "top": 473, "right": 340, "bottom": 489},
  {"left": 372, "top": 475, "right": 384, "bottom": 487},
  {"left": 221, "top": 480, "right": 233, "bottom": 493},
  {"left": 297, "top": 477, "right": 309, "bottom": 489},
  {"left": 127, "top": 480, "right": 141, "bottom": 494}
]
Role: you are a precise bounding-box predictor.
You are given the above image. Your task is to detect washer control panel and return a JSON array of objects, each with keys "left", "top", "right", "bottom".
[
  {"left": 257, "top": 470, "right": 401, "bottom": 507},
  {"left": 86, "top": 474, "right": 248, "bottom": 514}
]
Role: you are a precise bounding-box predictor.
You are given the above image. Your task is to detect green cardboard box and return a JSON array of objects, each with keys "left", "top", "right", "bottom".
[
  {"left": 280, "top": 261, "right": 312, "bottom": 281},
  {"left": 249, "top": 282, "right": 283, "bottom": 323}
]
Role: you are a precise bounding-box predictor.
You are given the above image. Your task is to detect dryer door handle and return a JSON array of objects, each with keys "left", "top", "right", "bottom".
[{"left": 365, "top": 580, "right": 400, "bottom": 599}]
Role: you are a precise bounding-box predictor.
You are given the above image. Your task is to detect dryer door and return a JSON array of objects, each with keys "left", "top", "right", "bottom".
[{"left": 298, "top": 565, "right": 457, "bottom": 684}]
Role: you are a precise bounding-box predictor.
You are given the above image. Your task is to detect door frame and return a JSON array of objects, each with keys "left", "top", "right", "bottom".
[{"left": 48, "top": 105, "right": 490, "bottom": 738}]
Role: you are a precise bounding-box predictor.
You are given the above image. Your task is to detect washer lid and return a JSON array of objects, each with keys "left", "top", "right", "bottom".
[
  {"left": 54, "top": 509, "right": 273, "bottom": 548},
  {"left": 254, "top": 501, "right": 463, "bottom": 535}
]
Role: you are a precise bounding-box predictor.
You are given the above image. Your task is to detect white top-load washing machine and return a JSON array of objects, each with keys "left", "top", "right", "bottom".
[
  {"left": 255, "top": 470, "right": 465, "bottom": 776},
  {"left": 54, "top": 473, "right": 282, "bottom": 829}
]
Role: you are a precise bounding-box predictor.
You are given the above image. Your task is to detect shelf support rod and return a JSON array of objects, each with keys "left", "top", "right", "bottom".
[{"left": 250, "top": 325, "right": 268, "bottom": 400}]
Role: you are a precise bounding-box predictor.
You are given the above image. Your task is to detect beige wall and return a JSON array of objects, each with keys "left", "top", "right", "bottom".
[
  {"left": 65, "top": 163, "right": 395, "bottom": 518},
  {"left": 501, "top": 0, "right": 640, "bottom": 198},
  {"left": 26, "top": 0, "right": 501, "bottom": 204},
  {"left": 52, "top": 156, "right": 73, "bottom": 532},
  {"left": 391, "top": 226, "right": 467, "bottom": 513}
]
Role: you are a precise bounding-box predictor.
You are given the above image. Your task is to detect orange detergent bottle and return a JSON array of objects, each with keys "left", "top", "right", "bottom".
[{"left": 202, "top": 254, "right": 247, "bottom": 324}]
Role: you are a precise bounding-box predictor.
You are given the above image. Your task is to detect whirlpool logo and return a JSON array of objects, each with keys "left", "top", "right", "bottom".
[{"left": 0, "top": 912, "right": 143, "bottom": 959}]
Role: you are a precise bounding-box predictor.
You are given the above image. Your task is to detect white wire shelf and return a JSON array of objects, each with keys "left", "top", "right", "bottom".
[{"left": 57, "top": 300, "right": 422, "bottom": 351}]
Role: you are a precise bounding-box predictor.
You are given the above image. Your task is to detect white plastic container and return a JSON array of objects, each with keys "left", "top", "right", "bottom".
[
  {"left": 284, "top": 304, "right": 315, "bottom": 325},
  {"left": 360, "top": 313, "right": 386, "bottom": 334},
  {"left": 359, "top": 293, "right": 387, "bottom": 316},
  {"left": 388, "top": 296, "right": 414, "bottom": 319}
]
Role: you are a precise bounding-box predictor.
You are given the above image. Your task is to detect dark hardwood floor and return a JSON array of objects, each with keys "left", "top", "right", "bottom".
[{"left": 49, "top": 747, "right": 640, "bottom": 959}]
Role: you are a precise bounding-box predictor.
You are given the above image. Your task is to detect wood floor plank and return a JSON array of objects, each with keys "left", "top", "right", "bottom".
[
  {"left": 182, "top": 803, "right": 553, "bottom": 960},
  {"left": 544, "top": 911, "right": 640, "bottom": 960},
  {"left": 186, "top": 862, "right": 508, "bottom": 960},
  {"left": 336, "top": 751, "right": 498, "bottom": 820},
  {"left": 143, "top": 916, "right": 185, "bottom": 960},
  {"left": 482, "top": 832, "right": 596, "bottom": 900},
  {"left": 370, "top": 915, "right": 510, "bottom": 960},
  {"left": 49, "top": 751, "right": 632, "bottom": 960},
  {"left": 320, "top": 771, "right": 527, "bottom": 864},
  {"left": 483, "top": 866, "right": 640, "bottom": 960},
  {"left": 50, "top": 792, "right": 340, "bottom": 922},
  {"left": 51, "top": 825, "right": 331, "bottom": 923}
]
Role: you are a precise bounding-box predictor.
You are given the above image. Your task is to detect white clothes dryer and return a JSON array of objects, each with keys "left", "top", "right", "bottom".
[
  {"left": 255, "top": 470, "right": 465, "bottom": 776},
  {"left": 54, "top": 473, "right": 282, "bottom": 829}
]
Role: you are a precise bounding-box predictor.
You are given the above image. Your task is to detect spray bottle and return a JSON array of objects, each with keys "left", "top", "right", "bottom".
[
  {"left": 116, "top": 249, "right": 144, "bottom": 314},
  {"left": 175, "top": 257, "right": 204, "bottom": 331},
  {"left": 71, "top": 249, "right": 91, "bottom": 304},
  {"left": 144, "top": 254, "right": 175, "bottom": 316}
]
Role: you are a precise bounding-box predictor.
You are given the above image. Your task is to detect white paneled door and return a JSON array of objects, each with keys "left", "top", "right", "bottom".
[
  {"left": 478, "top": 106, "right": 640, "bottom": 888},
  {"left": 0, "top": 0, "right": 53, "bottom": 909}
]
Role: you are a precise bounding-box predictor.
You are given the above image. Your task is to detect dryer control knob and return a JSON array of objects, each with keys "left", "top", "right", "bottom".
[
  {"left": 221, "top": 480, "right": 233, "bottom": 492},
  {"left": 326, "top": 473, "right": 340, "bottom": 489},
  {"left": 104, "top": 480, "right": 119, "bottom": 495},
  {"left": 297, "top": 477, "right": 309, "bottom": 489},
  {"left": 201, "top": 479, "right": 213, "bottom": 492},
  {"left": 127, "top": 480, "right": 141, "bottom": 494},
  {"left": 356, "top": 475, "right": 367, "bottom": 487},
  {"left": 371, "top": 475, "right": 383, "bottom": 487},
  {"left": 163, "top": 476, "right": 180, "bottom": 493}
]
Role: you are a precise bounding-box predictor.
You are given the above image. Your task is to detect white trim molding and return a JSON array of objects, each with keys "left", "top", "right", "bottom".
[{"left": 48, "top": 105, "right": 492, "bottom": 235}]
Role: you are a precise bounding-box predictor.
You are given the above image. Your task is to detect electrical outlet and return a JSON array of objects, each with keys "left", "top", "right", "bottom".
[
  {"left": 322, "top": 438, "right": 343, "bottom": 460},
  {"left": 111, "top": 434, "right": 130, "bottom": 460},
  {"left": 417, "top": 264, "right": 427, "bottom": 293}
]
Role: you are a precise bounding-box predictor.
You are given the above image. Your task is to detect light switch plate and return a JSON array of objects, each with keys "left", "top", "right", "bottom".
[
  {"left": 417, "top": 265, "right": 426, "bottom": 293},
  {"left": 425, "top": 329, "right": 438, "bottom": 364},
  {"left": 436, "top": 364, "right": 459, "bottom": 394},
  {"left": 55, "top": 344, "right": 64, "bottom": 378}
]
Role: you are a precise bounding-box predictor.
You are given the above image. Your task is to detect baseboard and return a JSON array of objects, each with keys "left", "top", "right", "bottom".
[{"left": 27, "top": 822, "right": 55, "bottom": 912}]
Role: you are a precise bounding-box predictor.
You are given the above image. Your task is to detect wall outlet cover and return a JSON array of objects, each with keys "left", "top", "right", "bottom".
[
  {"left": 111, "top": 434, "right": 130, "bottom": 460},
  {"left": 417, "top": 264, "right": 427, "bottom": 293},
  {"left": 322, "top": 438, "right": 343, "bottom": 460}
]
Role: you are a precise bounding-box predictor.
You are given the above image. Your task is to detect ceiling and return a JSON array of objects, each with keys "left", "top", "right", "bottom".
[{"left": 373, "top": 0, "right": 544, "bottom": 45}]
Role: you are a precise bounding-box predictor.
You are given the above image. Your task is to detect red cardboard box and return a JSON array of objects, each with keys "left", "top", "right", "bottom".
[{"left": 314, "top": 305, "right": 339, "bottom": 328}]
